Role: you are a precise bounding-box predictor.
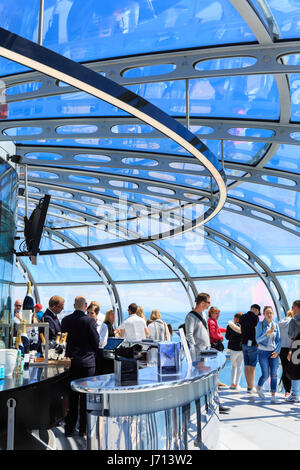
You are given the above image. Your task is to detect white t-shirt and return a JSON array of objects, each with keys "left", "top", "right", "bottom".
[
  {"left": 96, "top": 314, "right": 108, "bottom": 349},
  {"left": 120, "top": 314, "right": 147, "bottom": 341}
]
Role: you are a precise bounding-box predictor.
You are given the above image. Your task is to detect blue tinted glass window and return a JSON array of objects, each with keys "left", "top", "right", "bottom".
[
  {"left": 266, "top": 144, "right": 300, "bottom": 174},
  {"left": 207, "top": 211, "right": 300, "bottom": 272},
  {"left": 43, "top": 0, "right": 255, "bottom": 62},
  {"left": 0, "top": 0, "right": 40, "bottom": 76},
  {"left": 267, "top": 1, "right": 300, "bottom": 39},
  {"left": 157, "top": 232, "right": 252, "bottom": 277},
  {"left": 228, "top": 181, "right": 300, "bottom": 221}
]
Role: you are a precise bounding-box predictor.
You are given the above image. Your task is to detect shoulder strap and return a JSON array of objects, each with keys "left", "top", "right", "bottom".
[
  {"left": 189, "top": 310, "right": 208, "bottom": 330},
  {"left": 163, "top": 321, "right": 167, "bottom": 340}
]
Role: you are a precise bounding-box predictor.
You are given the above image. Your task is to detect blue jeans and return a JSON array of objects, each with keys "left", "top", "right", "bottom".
[
  {"left": 291, "top": 380, "right": 300, "bottom": 397},
  {"left": 242, "top": 344, "right": 258, "bottom": 367},
  {"left": 257, "top": 349, "right": 279, "bottom": 393}
]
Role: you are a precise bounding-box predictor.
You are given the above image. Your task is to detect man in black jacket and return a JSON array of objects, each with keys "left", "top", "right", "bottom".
[
  {"left": 42, "top": 295, "right": 65, "bottom": 343},
  {"left": 61, "top": 295, "right": 99, "bottom": 437}
]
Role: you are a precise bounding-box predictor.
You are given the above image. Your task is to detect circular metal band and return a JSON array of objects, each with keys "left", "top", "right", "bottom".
[{"left": 0, "top": 27, "right": 227, "bottom": 242}]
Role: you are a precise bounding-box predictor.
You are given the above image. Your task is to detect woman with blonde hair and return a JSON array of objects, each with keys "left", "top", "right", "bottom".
[
  {"left": 136, "top": 305, "right": 146, "bottom": 321},
  {"left": 148, "top": 309, "right": 171, "bottom": 342},
  {"left": 104, "top": 309, "right": 120, "bottom": 337},
  {"left": 256, "top": 306, "right": 281, "bottom": 403}
]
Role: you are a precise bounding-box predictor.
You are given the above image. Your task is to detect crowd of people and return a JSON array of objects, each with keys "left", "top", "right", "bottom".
[
  {"left": 13, "top": 292, "right": 300, "bottom": 435},
  {"left": 13, "top": 295, "right": 172, "bottom": 436},
  {"left": 190, "top": 296, "right": 300, "bottom": 404}
]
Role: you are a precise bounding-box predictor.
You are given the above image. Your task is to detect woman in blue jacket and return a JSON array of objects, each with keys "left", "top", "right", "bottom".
[{"left": 256, "top": 306, "right": 281, "bottom": 404}]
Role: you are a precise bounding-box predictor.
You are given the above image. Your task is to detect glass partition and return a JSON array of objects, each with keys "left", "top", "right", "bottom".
[{"left": 0, "top": 160, "right": 17, "bottom": 348}]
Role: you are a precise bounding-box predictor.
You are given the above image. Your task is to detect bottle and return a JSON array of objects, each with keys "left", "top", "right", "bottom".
[
  {"left": 15, "top": 328, "right": 24, "bottom": 356},
  {"left": 15, "top": 349, "right": 22, "bottom": 375},
  {"left": 40, "top": 332, "right": 46, "bottom": 358},
  {"left": 22, "top": 281, "right": 34, "bottom": 311},
  {"left": 54, "top": 332, "right": 62, "bottom": 360},
  {"left": 21, "top": 320, "right": 30, "bottom": 369},
  {"left": 57, "top": 332, "right": 68, "bottom": 360}
]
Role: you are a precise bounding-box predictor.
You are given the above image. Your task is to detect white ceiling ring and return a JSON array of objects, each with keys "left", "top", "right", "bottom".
[{"left": 0, "top": 27, "right": 227, "bottom": 243}]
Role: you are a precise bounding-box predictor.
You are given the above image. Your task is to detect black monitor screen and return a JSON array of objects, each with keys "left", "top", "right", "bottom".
[{"left": 24, "top": 195, "right": 50, "bottom": 256}]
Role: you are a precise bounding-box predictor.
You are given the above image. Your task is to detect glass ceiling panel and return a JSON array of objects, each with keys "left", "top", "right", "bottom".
[
  {"left": 20, "top": 236, "right": 100, "bottom": 283},
  {"left": 203, "top": 140, "right": 269, "bottom": 165},
  {"left": 0, "top": 0, "right": 39, "bottom": 76},
  {"left": 89, "top": 245, "right": 177, "bottom": 282},
  {"left": 267, "top": 0, "right": 300, "bottom": 39},
  {"left": 19, "top": 139, "right": 270, "bottom": 166},
  {"left": 20, "top": 139, "right": 266, "bottom": 167},
  {"left": 289, "top": 71, "right": 300, "bottom": 122},
  {"left": 5, "top": 74, "right": 279, "bottom": 121},
  {"left": 61, "top": 226, "right": 181, "bottom": 282},
  {"left": 128, "top": 75, "right": 280, "bottom": 119},
  {"left": 277, "top": 274, "right": 300, "bottom": 309},
  {"left": 207, "top": 211, "right": 300, "bottom": 272},
  {"left": 6, "top": 93, "right": 128, "bottom": 120},
  {"left": 156, "top": 231, "right": 253, "bottom": 277},
  {"left": 265, "top": 144, "right": 300, "bottom": 174},
  {"left": 1, "top": 0, "right": 299, "bottom": 294},
  {"left": 228, "top": 181, "right": 300, "bottom": 221},
  {"left": 60, "top": 226, "right": 124, "bottom": 245},
  {"left": 13, "top": 264, "right": 27, "bottom": 284},
  {"left": 43, "top": 0, "right": 255, "bottom": 63},
  {"left": 74, "top": 167, "right": 212, "bottom": 190}
]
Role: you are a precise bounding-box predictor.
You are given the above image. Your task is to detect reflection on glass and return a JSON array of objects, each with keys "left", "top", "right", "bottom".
[
  {"left": 266, "top": 1, "right": 300, "bottom": 40},
  {"left": 42, "top": 0, "right": 255, "bottom": 62}
]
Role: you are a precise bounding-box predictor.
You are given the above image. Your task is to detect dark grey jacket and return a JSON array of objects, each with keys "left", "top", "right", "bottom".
[{"left": 288, "top": 314, "right": 300, "bottom": 341}]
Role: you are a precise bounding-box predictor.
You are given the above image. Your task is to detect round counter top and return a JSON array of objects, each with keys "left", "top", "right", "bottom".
[{"left": 71, "top": 351, "right": 226, "bottom": 395}]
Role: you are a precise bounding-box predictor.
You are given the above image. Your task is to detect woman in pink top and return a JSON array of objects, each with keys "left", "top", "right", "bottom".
[
  {"left": 208, "top": 306, "right": 227, "bottom": 387},
  {"left": 208, "top": 307, "right": 226, "bottom": 347}
]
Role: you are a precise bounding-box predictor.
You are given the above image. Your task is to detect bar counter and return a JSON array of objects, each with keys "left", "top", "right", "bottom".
[
  {"left": 72, "top": 351, "right": 226, "bottom": 450},
  {"left": 0, "top": 365, "right": 70, "bottom": 448}
]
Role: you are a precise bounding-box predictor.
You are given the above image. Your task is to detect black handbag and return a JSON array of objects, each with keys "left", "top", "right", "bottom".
[{"left": 211, "top": 341, "right": 224, "bottom": 352}]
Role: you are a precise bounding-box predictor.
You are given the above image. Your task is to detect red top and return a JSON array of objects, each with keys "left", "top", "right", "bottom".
[{"left": 207, "top": 317, "right": 226, "bottom": 343}]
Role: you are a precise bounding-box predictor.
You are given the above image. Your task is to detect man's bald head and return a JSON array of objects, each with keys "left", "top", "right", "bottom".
[{"left": 74, "top": 296, "right": 87, "bottom": 312}]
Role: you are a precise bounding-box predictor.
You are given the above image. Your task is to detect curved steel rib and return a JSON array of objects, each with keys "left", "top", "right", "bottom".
[{"left": 0, "top": 27, "right": 226, "bottom": 240}]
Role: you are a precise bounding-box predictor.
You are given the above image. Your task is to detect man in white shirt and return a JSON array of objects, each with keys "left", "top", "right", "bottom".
[
  {"left": 13, "top": 299, "right": 23, "bottom": 336},
  {"left": 87, "top": 302, "right": 108, "bottom": 374},
  {"left": 87, "top": 302, "right": 108, "bottom": 348},
  {"left": 120, "top": 303, "right": 149, "bottom": 341}
]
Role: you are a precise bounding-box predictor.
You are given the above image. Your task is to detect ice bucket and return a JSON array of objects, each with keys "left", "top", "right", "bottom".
[{"left": 157, "top": 342, "right": 181, "bottom": 376}]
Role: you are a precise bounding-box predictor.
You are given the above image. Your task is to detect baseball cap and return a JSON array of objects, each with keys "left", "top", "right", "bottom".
[{"left": 34, "top": 303, "right": 43, "bottom": 310}]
